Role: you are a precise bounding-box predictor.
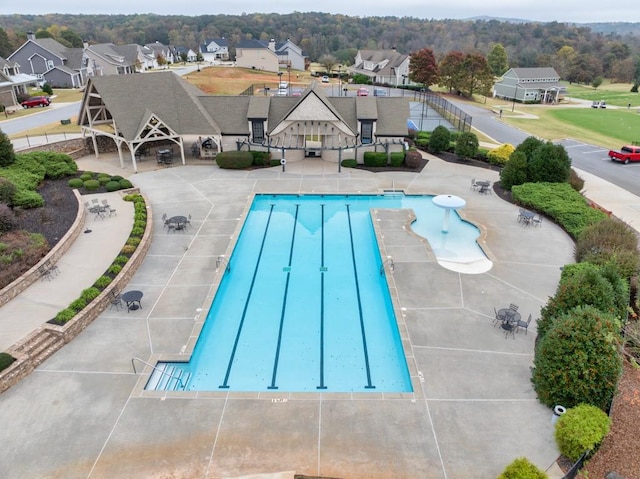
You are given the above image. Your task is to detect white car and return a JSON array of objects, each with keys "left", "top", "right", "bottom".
[
  {"left": 277, "top": 88, "right": 288, "bottom": 96},
  {"left": 321, "top": 75, "right": 329, "bottom": 83}
]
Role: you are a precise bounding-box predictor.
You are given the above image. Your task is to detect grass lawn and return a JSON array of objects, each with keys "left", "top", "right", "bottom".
[{"left": 565, "top": 81, "right": 640, "bottom": 107}]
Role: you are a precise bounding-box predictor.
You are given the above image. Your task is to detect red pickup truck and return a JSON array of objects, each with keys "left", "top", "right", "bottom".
[{"left": 609, "top": 145, "right": 640, "bottom": 164}]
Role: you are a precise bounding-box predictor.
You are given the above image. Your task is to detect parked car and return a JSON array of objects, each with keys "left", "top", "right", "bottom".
[
  {"left": 277, "top": 87, "right": 288, "bottom": 96},
  {"left": 373, "top": 88, "right": 387, "bottom": 97},
  {"left": 591, "top": 100, "right": 606, "bottom": 108},
  {"left": 357, "top": 87, "right": 369, "bottom": 96},
  {"left": 21, "top": 96, "right": 50, "bottom": 108},
  {"left": 321, "top": 75, "right": 329, "bottom": 83},
  {"left": 291, "top": 89, "right": 303, "bottom": 97},
  {"left": 608, "top": 145, "right": 640, "bottom": 164}
]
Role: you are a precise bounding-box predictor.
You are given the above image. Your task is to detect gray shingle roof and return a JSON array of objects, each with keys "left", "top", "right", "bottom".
[
  {"left": 32, "top": 38, "right": 69, "bottom": 59},
  {"left": 510, "top": 67, "right": 560, "bottom": 80}
]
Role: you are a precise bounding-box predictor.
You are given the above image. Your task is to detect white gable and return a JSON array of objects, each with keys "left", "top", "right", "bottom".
[{"left": 285, "top": 94, "right": 339, "bottom": 122}]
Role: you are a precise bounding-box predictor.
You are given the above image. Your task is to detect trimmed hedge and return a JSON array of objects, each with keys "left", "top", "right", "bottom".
[
  {"left": 555, "top": 404, "right": 610, "bottom": 462},
  {"left": 389, "top": 152, "right": 405, "bottom": 167},
  {"left": 216, "top": 151, "right": 253, "bottom": 169},
  {"left": 512, "top": 182, "right": 607, "bottom": 238},
  {"left": 251, "top": 151, "right": 272, "bottom": 166},
  {"left": 363, "top": 152, "right": 388, "bottom": 167},
  {"left": 341, "top": 159, "right": 357, "bottom": 168}
]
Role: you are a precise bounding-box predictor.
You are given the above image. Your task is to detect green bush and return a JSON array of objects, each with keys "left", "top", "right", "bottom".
[
  {"left": 476, "top": 148, "right": 488, "bottom": 161},
  {"left": 499, "top": 151, "right": 528, "bottom": 190},
  {"left": 110, "top": 175, "right": 124, "bottom": 182},
  {"left": 363, "top": 152, "right": 388, "bottom": 167},
  {"left": 133, "top": 220, "right": 146, "bottom": 230},
  {"left": 532, "top": 305, "right": 622, "bottom": 410},
  {"left": 389, "top": 152, "right": 405, "bottom": 167},
  {"left": 98, "top": 176, "right": 112, "bottom": 185},
  {"left": 108, "top": 264, "right": 123, "bottom": 275},
  {"left": 126, "top": 237, "right": 141, "bottom": 246},
  {"left": 130, "top": 227, "right": 145, "bottom": 237},
  {"left": 105, "top": 181, "right": 121, "bottom": 192},
  {"left": 568, "top": 169, "right": 584, "bottom": 192},
  {"left": 0, "top": 129, "right": 16, "bottom": 167},
  {"left": 54, "top": 308, "right": 76, "bottom": 323},
  {"left": 67, "top": 178, "right": 84, "bottom": 188},
  {"left": 0, "top": 178, "right": 17, "bottom": 205},
  {"left": 428, "top": 125, "right": 451, "bottom": 154},
  {"left": 511, "top": 182, "right": 607, "bottom": 238},
  {"left": 0, "top": 352, "right": 16, "bottom": 372},
  {"left": 17, "top": 151, "right": 77, "bottom": 179},
  {"left": 515, "top": 136, "right": 544, "bottom": 162},
  {"left": 497, "top": 457, "right": 548, "bottom": 479},
  {"left": 251, "top": 151, "right": 272, "bottom": 166},
  {"left": 69, "top": 297, "right": 87, "bottom": 313},
  {"left": 94, "top": 275, "right": 112, "bottom": 289},
  {"left": 575, "top": 217, "right": 640, "bottom": 280},
  {"left": 555, "top": 404, "right": 610, "bottom": 462},
  {"left": 414, "top": 138, "right": 429, "bottom": 149},
  {"left": 12, "top": 189, "right": 44, "bottom": 208},
  {"left": 538, "top": 262, "right": 629, "bottom": 341},
  {"left": 454, "top": 131, "right": 479, "bottom": 159},
  {"left": 83, "top": 179, "right": 100, "bottom": 191},
  {"left": 528, "top": 142, "right": 571, "bottom": 184},
  {"left": 341, "top": 159, "right": 357, "bottom": 168},
  {"left": 121, "top": 244, "right": 136, "bottom": 255},
  {"left": 216, "top": 151, "right": 253, "bottom": 169},
  {"left": 80, "top": 287, "right": 101, "bottom": 303},
  {"left": 487, "top": 143, "right": 515, "bottom": 166},
  {"left": 114, "top": 255, "right": 129, "bottom": 265},
  {"left": 79, "top": 172, "right": 94, "bottom": 181},
  {"left": 119, "top": 179, "right": 133, "bottom": 189}
]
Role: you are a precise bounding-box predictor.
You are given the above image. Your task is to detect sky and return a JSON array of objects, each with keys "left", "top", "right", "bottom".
[{"left": 0, "top": 0, "right": 637, "bottom": 24}]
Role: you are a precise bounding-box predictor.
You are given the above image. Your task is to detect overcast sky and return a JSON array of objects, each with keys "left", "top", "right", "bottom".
[{"left": 0, "top": 0, "right": 636, "bottom": 24}]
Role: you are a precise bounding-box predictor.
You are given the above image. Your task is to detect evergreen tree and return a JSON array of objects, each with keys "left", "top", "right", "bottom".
[
  {"left": 487, "top": 43, "right": 508, "bottom": 76},
  {"left": 0, "top": 129, "right": 16, "bottom": 167}
]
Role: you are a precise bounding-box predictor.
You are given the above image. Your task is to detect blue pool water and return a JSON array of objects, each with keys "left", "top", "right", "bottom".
[{"left": 150, "top": 194, "right": 486, "bottom": 393}]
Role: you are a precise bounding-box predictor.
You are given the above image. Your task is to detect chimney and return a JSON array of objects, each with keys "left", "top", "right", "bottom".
[
  {"left": 268, "top": 39, "right": 276, "bottom": 52},
  {"left": 27, "top": 32, "right": 35, "bottom": 41},
  {"left": 83, "top": 40, "right": 89, "bottom": 49}
]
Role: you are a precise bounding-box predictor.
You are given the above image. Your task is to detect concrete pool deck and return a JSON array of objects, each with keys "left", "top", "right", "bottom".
[{"left": 0, "top": 153, "right": 579, "bottom": 478}]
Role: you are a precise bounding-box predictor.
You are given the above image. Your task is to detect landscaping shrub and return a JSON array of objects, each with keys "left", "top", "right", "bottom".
[
  {"left": 121, "top": 244, "right": 136, "bottom": 255},
  {"left": 105, "top": 181, "right": 121, "bottom": 192},
  {"left": 575, "top": 217, "right": 640, "bottom": 279},
  {"left": 130, "top": 227, "right": 145, "bottom": 237},
  {"left": 555, "top": 404, "right": 610, "bottom": 462},
  {"left": 497, "top": 457, "right": 548, "bottom": 479},
  {"left": 69, "top": 297, "right": 87, "bottom": 313},
  {"left": 110, "top": 175, "right": 124, "bottom": 182},
  {"left": 532, "top": 305, "right": 622, "bottom": 410},
  {"left": 0, "top": 177, "right": 17, "bottom": 205},
  {"left": 537, "top": 262, "right": 629, "bottom": 341},
  {"left": 454, "top": 131, "right": 479, "bottom": 159},
  {"left": 251, "top": 151, "right": 272, "bottom": 166},
  {"left": 476, "top": 148, "right": 488, "bottom": 161},
  {"left": 98, "top": 175, "right": 112, "bottom": 186},
  {"left": 389, "top": 152, "right": 405, "bottom": 167},
  {"left": 511, "top": 182, "right": 607, "bottom": 238},
  {"left": 126, "top": 237, "right": 141, "bottom": 247},
  {"left": 67, "top": 178, "right": 83, "bottom": 188},
  {"left": 514, "top": 136, "right": 544, "bottom": 162},
  {"left": 108, "top": 264, "right": 123, "bottom": 275},
  {"left": 215, "top": 151, "right": 253, "bottom": 169},
  {"left": 528, "top": 142, "right": 571, "bottom": 184},
  {"left": 0, "top": 203, "right": 18, "bottom": 233},
  {"left": 113, "top": 255, "right": 129, "bottom": 265},
  {"left": 414, "top": 138, "right": 429, "bottom": 149},
  {"left": 54, "top": 308, "right": 76, "bottom": 323},
  {"left": 0, "top": 231, "right": 48, "bottom": 290},
  {"left": 83, "top": 179, "right": 100, "bottom": 191},
  {"left": 0, "top": 129, "right": 16, "bottom": 167},
  {"left": 404, "top": 150, "right": 423, "bottom": 168},
  {"left": 80, "top": 287, "right": 101, "bottom": 303},
  {"left": 119, "top": 179, "right": 133, "bottom": 189},
  {"left": 79, "top": 172, "right": 93, "bottom": 181},
  {"left": 568, "top": 168, "right": 584, "bottom": 192},
  {"left": 428, "top": 125, "right": 451, "bottom": 154},
  {"left": 269, "top": 159, "right": 281, "bottom": 167},
  {"left": 487, "top": 143, "right": 515, "bottom": 166},
  {"left": 17, "top": 151, "right": 77, "bottom": 179},
  {"left": 12, "top": 189, "right": 44, "bottom": 208},
  {"left": 363, "top": 152, "right": 388, "bottom": 167},
  {"left": 94, "top": 275, "right": 112, "bottom": 289},
  {"left": 0, "top": 352, "right": 16, "bottom": 372},
  {"left": 341, "top": 159, "right": 357, "bottom": 168},
  {"left": 499, "top": 150, "right": 528, "bottom": 190}
]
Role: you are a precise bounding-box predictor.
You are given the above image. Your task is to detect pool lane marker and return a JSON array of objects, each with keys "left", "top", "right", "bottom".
[
  {"left": 268, "top": 204, "right": 300, "bottom": 389},
  {"left": 219, "top": 204, "right": 275, "bottom": 389},
  {"left": 345, "top": 204, "right": 375, "bottom": 389},
  {"left": 318, "top": 203, "right": 327, "bottom": 390}
]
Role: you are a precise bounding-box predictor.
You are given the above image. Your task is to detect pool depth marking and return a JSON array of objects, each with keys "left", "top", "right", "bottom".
[
  {"left": 268, "top": 204, "right": 300, "bottom": 389},
  {"left": 219, "top": 204, "right": 275, "bottom": 389},
  {"left": 318, "top": 204, "right": 327, "bottom": 390},
  {"left": 345, "top": 204, "right": 375, "bottom": 389}
]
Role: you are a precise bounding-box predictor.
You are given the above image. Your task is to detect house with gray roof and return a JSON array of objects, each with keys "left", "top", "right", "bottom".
[
  {"left": 78, "top": 72, "right": 409, "bottom": 172},
  {"left": 348, "top": 50, "right": 411, "bottom": 86},
  {"left": 7, "top": 33, "right": 84, "bottom": 88},
  {"left": 83, "top": 43, "right": 140, "bottom": 77},
  {"left": 493, "top": 67, "right": 566, "bottom": 104},
  {"left": 0, "top": 56, "right": 39, "bottom": 108},
  {"left": 200, "top": 38, "right": 229, "bottom": 63},
  {"left": 235, "top": 40, "right": 279, "bottom": 72},
  {"left": 144, "top": 42, "right": 177, "bottom": 65}
]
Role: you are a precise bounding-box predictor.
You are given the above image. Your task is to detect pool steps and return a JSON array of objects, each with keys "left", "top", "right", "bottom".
[{"left": 145, "top": 363, "right": 190, "bottom": 391}]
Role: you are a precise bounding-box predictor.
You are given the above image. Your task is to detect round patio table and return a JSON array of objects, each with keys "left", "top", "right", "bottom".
[{"left": 121, "top": 290, "right": 143, "bottom": 312}]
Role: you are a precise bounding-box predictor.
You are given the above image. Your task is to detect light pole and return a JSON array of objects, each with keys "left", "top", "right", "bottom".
[
  {"left": 420, "top": 88, "right": 426, "bottom": 131},
  {"left": 287, "top": 65, "right": 291, "bottom": 89},
  {"left": 278, "top": 71, "right": 283, "bottom": 85},
  {"left": 512, "top": 84, "right": 518, "bottom": 112}
]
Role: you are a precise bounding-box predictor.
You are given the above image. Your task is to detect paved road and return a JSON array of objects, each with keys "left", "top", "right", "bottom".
[{"left": 0, "top": 102, "right": 80, "bottom": 135}]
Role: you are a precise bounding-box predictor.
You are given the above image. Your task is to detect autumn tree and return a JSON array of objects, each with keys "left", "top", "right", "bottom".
[
  {"left": 438, "top": 51, "right": 465, "bottom": 93},
  {"left": 318, "top": 54, "right": 338, "bottom": 75},
  {"left": 487, "top": 43, "right": 508, "bottom": 76},
  {"left": 459, "top": 53, "right": 494, "bottom": 97},
  {"left": 0, "top": 27, "right": 11, "bottom": 58},
  {"left": 409, "top": 48, "right": 438, "bottom": 88}
]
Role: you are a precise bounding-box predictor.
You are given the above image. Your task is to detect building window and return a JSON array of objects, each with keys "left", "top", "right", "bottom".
[
  {"left": 252, "top": 120, "right": 265, "bottom": 143},
  {"left": 361, "top": 120, "right": 373, "bottom": 144},
  {"left": 46, "top": 60, "right": 54, "bottom": 70}
]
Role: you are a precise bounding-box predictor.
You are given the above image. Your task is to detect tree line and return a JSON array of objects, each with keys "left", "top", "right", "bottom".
[{"left": 1, "top": 13, "right": 640, "bottom": 85}]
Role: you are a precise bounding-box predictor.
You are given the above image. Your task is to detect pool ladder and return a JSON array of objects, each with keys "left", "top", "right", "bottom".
[
  {"left": 216, "top": 255, "right": 230, "bottom": 272},
  {"left": 380, "top": 258, "right": 395, "bottom": 275}
]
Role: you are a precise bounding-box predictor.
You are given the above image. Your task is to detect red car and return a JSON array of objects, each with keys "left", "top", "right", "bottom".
[
  {"left": 357, "top": 87, "right": 369, "bottom": 96},
  {"left": 21, "top": 96, "right": 50, "bottom": 108}
]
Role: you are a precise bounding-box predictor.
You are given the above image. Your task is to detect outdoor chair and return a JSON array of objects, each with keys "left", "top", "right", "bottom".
[
  {"left": 162, "top": 213, "right": 168, "bottom": 229},
  {"left": 509, "top": 303, "right": 519, "bottom": 312},
  {"left": 493, "top": 307, "right": 503, "bottom": 327},
  {"left": 517, "top": 208, "right": 526, "bottom": 223},
  {"left": 502, "top": 320, "right": 516, "bottom": 339},
  {"left": 38, "top": 265, "right": 52, "bottom": 281},
  {"left": 517, "top": 314, "right": 532, "bottom": 335},
  {"left": 108, "top": 290, "right": 123, "bottom": 311},
  {"left": 44, "top": 259, "right": 60, "bottom": 276},
  {"left": 470, "top": 178, "right": 479, "bottom": 191},
  {"left": 187, "top": 214, "right": 192, "bottom": 228},
  {"left": 532, "top": 214, "right": 543, "bottom": 227}
]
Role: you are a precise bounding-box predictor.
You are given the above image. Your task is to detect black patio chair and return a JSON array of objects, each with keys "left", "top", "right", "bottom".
[
  {"left": 38, "top": 265, "right": 52, "bottom": 281},
  {"left": 517, "top": 314, "right": 532, "bottom": 335},
  {"left": 44, "top": 259, "right": 60, "bottom": 276},
  {"left": 108, "top": 290, "right": 123, "bottom": 311}
]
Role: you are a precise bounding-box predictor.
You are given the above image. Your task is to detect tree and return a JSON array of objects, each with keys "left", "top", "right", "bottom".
[
  {"left": 499, "top": 150, "right": 528, "bottom": 190},
  {"left": 0, "top": 129, "right": 16, "bottom": 167},
  {"left": 438, "top": 51, "right": 465, "bottom": 93},
  {"left": 591, "top": 76, "right": 603, "bottom": 89},
  {"left": 41, "top": 83, "right": 53, "bottom": 96},
  {"left": 532, "top": 305, "right": 622, "bottom": 411},
  {"left": 409, "top": 48, "right": 438, "bottom": 88},
  {"left": 459, "top": 53, "right": 494, "bottom": 97},
  {"left": 528, "top": 141, "right": 571, "bottom": 183},
  {"left": 156, "top": 54, "right": 167, "bottom": 67},
  {"left": 59, "top": 28, "right": 84, "bottom": 48},
  {"left": 34, "top": 30, "right": 53, "bottom": 39},
  {"left": 487, "top": 43, "right": 508, "bottom": 76},
  {"left": 428, "top": 125, "right": 451, "bottom": 154},
  {"left": 454, "top": 131, "right": 478, "bottom": 159},
  {"left": 0, "top": 27, "right": 12, "bottom": 58},
  {"left": 318, "top": 54, "right": 337, "bottom": 75}
]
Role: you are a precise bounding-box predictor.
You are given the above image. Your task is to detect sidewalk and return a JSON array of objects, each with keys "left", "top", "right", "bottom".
[{"left": 0, "top": 192, "right": 133, "bottom": 351}]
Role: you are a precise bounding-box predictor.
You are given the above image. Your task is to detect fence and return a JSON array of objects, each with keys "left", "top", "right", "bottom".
[
  {"left": 561, "top": 451, "right": 590, "bottom": 479},
  {"left": 11, "top": 132, "right": 84, "bottom": 151},
  {"left": 420, "top": 90, "right": 472, "bottom": 133}
]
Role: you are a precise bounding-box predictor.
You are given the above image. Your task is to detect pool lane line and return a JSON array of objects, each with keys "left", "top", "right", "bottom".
[
  {"left": 268, "top": 204, "right": 300, "bottom": 389},
  {"left": 219, "top": 204, "right": 275, "bottom": 389},
  {"left": 318, "top": 203, "right": 327, "bottom": 390},
  {"left": 345, "top": 204, "right": 375, "bottom": 389}
]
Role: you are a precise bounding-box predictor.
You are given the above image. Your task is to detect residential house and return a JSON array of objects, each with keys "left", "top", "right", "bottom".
[
  {"left": 174, "top": 46, "right": 198, "bottom": 63},
  {"left": 234, "top": 39, "right": 279, "bottom": 72},
  {"left": 348, "top": 50, "right": 411, "bottom": 86},
  {"left": 8, "top": 33, "right": 84, "bottom": 88},
  {"left": 0, "top": 56, "right": 38, "bottom": 107},
  {"left": 145, "top": 42, "right": 177, "bottom": 65},
  {"left": 83, "top": 43, "right": 140, "bottom": 77},
  {"left": 493, "top": 67, "right": 566, "bottom": 103},
  {"left": 78, "top": 72, "right": 409, "bottom": 172},
  {"left": 268, "top": 38, "right": 306, "bottom": 71},
  {"left": 200, "top": 38, "right": 229, "bottom": 63}
]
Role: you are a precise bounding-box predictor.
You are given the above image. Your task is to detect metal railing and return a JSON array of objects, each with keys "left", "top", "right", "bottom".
[
  {"left": 131, "top": 357, "right": 185, "bottom": 390},
  {"left": 380, "top": 258, "right": 395, "bottom": 275}
]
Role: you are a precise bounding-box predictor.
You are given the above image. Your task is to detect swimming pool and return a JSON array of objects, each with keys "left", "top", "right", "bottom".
[{"left": 146, "top": 194, "right": 487, "bottom": 393}]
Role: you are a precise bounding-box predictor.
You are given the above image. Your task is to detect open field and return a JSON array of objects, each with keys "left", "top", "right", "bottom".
[{"left": 564, "top": 81, "right": 640, "bottom": 107}]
